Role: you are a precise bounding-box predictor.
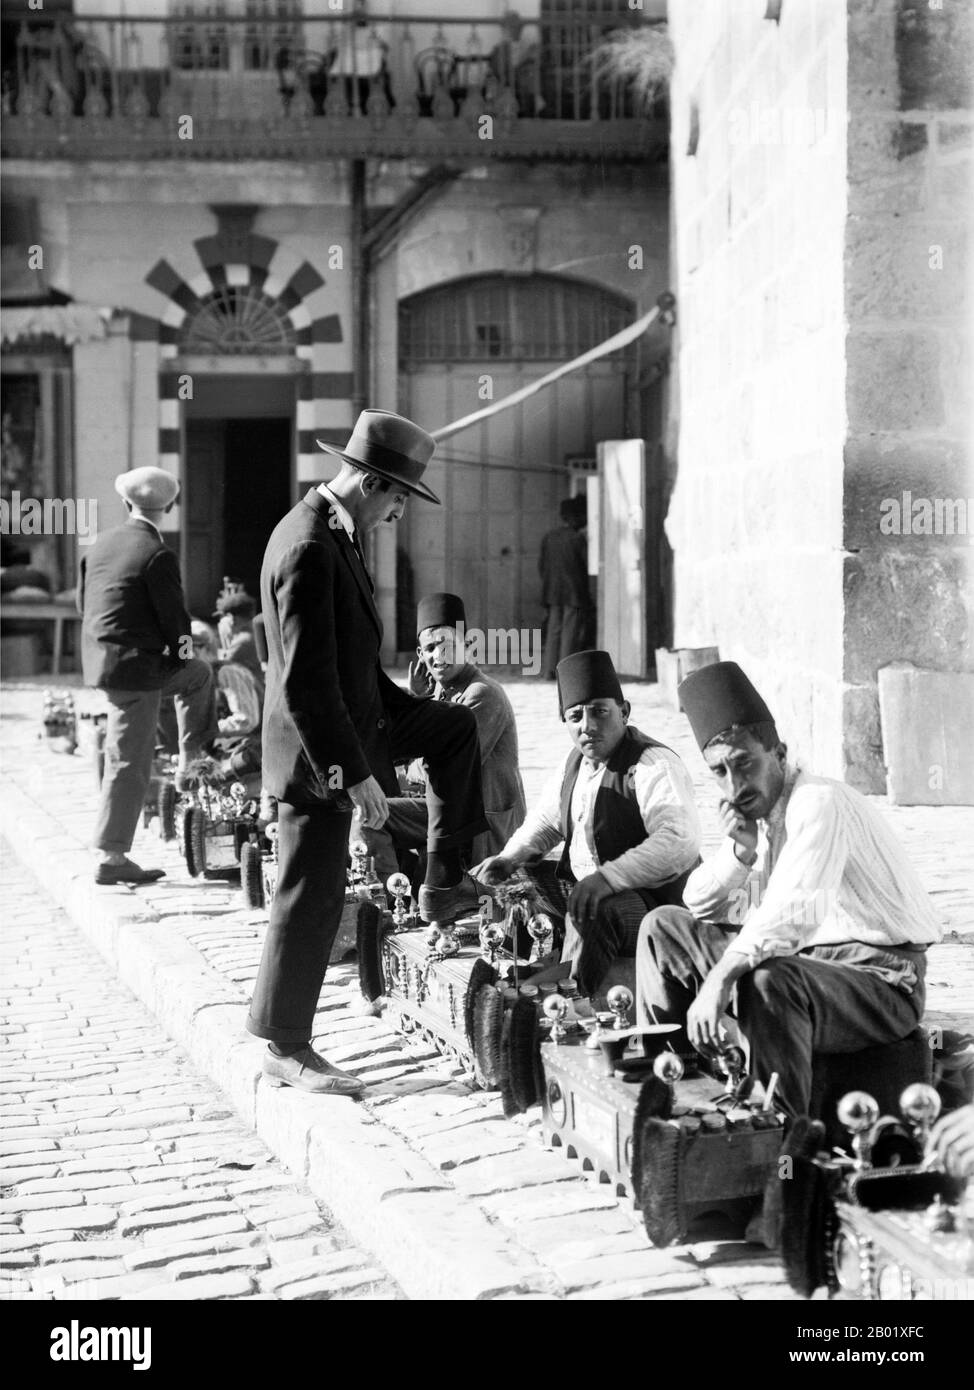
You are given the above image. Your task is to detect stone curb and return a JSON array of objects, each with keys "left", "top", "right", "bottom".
[{"left": 0, "top": 784, "right": 552, "bottom": 1300}]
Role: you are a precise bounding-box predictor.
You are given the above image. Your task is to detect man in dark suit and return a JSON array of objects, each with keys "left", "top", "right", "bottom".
[
  {"left": 249, "top": 409, "right": 488, "bottom": 1095},
  {"left": 79, "top": 467, "right": 216, "bottom": 885},
  {"left": 539, "top": 496, "right": 594, "bottom": 678}
]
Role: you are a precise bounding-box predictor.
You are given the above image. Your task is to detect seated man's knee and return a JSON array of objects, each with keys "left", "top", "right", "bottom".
[
  {"left": 428, "top": 699, "right": 477, "bottom": 754},
  {"left": 737, "top": 958, "right": 802, "bottom": 1018},
  {"left": 639, "top": 904, "right": 697, "bottom": 951}
]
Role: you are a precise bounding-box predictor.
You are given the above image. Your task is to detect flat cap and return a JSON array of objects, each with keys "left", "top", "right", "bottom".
[{"left": 115, "top": 467, "right": 179, "bottom": 510}]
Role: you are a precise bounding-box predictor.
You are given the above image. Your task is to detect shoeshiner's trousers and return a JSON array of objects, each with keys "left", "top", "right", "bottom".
[
  {"left": 635, "top": 905, "right": 927, "bottom": 1118},
  {"left": 247, "top": 698, "right": 487, "bottom": 1050},
  {"left": 93, "top": 657, "right": 216, "bottom": 855}
]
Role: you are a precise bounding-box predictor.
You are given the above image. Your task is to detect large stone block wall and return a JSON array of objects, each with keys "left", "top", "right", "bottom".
[
  {"left": 665, "top": 0, "right": 850, "bottom": 773},
  {"left": 843, "top": 0, "right": 974, "bottom": 790}
]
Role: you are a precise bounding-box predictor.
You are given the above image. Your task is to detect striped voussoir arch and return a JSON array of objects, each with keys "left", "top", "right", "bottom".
[{"left": 131, "top": 228, "right": 353, "bottom": 503}]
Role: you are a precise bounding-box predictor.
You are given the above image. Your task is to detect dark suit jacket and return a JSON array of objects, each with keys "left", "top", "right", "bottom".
[
  {"left": 78, "top": 519, "right": 191, "bottom": 691},
  {"left": 539, "top": 523, "right": 591, "bottom": 608},
  {"left": 260, "top": 488, "right": 411, "bottom": 808}
]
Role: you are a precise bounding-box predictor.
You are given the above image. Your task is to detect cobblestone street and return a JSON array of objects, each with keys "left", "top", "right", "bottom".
[
  {"left": 1, "top": 673, "right": 972, "bottom": 1302},
  {"left": 0, "top": 853, "right": 402, "bottom": 1302}
]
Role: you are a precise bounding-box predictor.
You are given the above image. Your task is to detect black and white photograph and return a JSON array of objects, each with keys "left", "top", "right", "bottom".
[{"left": 0, "top": 0, "right": 972, "bottom": 1353}]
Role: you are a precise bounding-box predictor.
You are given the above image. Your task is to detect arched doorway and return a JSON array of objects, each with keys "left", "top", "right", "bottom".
[
  {"left": 397, "top": 273, "right": 637, "bottom": 649},
  {"left": 176, "top": 283, "right": 298, "bottom": 613}
]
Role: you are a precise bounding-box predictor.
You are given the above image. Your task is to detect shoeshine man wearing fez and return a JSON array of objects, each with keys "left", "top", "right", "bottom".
[
  {"left": 363, "top": 590, "right": 527, "bottom": 887},
  {"left": 250, "top": 410, "right": 488, "bottom": 1095},
  {"left": 78, "top": 467, "right": 216, "bottom": 886},
  {"left": 476, "top": 650, "right": 701, "bottom": 998},
  {"left": 634, "top": 661, "right": 942, "bottom": 1118}
]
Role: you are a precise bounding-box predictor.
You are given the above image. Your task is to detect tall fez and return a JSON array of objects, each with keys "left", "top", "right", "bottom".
[
  {"left": 678, "top": 660, "right": 775, "bottom": 750},
  {"left": 416, "top": 592, "right": 466, "bottom": 638},
  {"left": 556, "top": 649, "right": 624, "bottom": 715}
]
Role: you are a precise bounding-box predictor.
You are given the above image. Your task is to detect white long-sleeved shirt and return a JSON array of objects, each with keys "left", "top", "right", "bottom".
[
  {"left": 502, "top": 729, "right": 702, "bottom": 891},
  {"left": 686, "top": 765, "right": 944, "bottom": 967},
  {"left": 216, "top": 662, "right": 262, "bottom": 737}
]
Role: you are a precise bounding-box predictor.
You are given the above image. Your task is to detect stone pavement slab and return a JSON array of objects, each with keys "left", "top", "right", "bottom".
[
  {"left": 2, "top": 674, "right": 972, "bottom": 1303},
  {"left": 0, "top": 853, "right": 403, "bottom": 1302}
]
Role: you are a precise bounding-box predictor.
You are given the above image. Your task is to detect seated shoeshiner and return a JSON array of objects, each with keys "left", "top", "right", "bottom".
[
  {"left": 189, "top": 620, "right": 263, "bottom": 778},
  {"left": 634, "top": 661, "right": 943, "bottom": 1123},
  {"left": 474, "top": 650, "right": 702, "bottom": 999},
  {"left": 159, "top": 621, "right": 263, "bottom": 781},
  {"left": 362, "top": 591, "right": 527, "bottom": 893},
  {"left": 213, "top": 584, "right": 263, "bottom": 684}
]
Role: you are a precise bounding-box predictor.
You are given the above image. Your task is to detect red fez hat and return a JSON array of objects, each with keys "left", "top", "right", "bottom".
[
  {"left": 556, "top": 650, "right": 624, "bottom": 715},
  {"left": 678, "top": 661, "right": 775, "bottom": 750},
  {"left": 416, "top": 592, "right": 466, "bottom": 637}
]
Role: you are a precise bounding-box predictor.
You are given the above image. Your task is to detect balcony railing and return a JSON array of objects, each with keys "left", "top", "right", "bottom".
[{"left": 0, "top": 10, "right": 668, "bottom": 162}]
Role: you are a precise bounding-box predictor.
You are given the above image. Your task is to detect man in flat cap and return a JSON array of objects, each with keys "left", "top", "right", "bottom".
[
  {"left": 476, "top": 649, "right": 701, "bottom": 999},
  {"left": 635, "top": 661, "right": 942, "bottom": 1123},
  {"left": 249, "top": 410, "right": 488, "bottom": 1095},
  {"left": 78, "top": 467, "right": 216, "bottom": 884},
  {"left": 362, "top": 591, "right": 527, "bottom": 894}
]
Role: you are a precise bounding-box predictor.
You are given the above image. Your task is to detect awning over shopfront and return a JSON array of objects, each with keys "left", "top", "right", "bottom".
[
  {"left": 1, "top": 304, "right": 111, "bottom": 347},
  {"left": 430, "top": 291, "right": 675, "bottom": 444}
]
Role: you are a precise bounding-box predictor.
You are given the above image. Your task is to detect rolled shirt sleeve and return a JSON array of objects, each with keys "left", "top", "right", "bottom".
[
  {"left": 683, "top": 840, "right": 755, "bottom": 923},
  {"left": 724, "top": 784, "right": 848, "bottom": 968},
  {"left": 217, "top": 664, "right": 261, "bottom": 736},
  {"left": 501, "top": 759, "right": 565, "bottom": 864}
]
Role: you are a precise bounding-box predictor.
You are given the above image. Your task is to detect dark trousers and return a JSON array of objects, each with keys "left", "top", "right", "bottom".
[
  {"left": 541, "top": 605, "right": 588, "bottom": 677},
  {"left": 93, "top": 658, "right": 216, "bottom": 855},
  {"left": 247, "top": 697, "right": 487, "bottom": 1049},
  {"left": 362, "top": 796, "right": 429, "bottom": 895},
  {"left": 635, "top": 905, "right": 927, "bottom": 1118}
]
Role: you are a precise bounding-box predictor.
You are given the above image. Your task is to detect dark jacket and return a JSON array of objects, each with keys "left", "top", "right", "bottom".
[
  {"left": 539, "top": 523, "right": 591, "bottom": 608},
  {"left": 433, "top": 663, "right": 526, "bottom": 861},
  {"left": 78, "top": 519, "right": 191, "bottom": 691},
  {"left": 259, "top": 488, "right": 412, "bottom": 808}
]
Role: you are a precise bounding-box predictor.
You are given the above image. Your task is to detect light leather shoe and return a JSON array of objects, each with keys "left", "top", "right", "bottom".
[
  {"left": 262, "top": 1045, "right": 365, "bottom": 1096},
  {"left": 418, "top": 872, "right": 482, "bottom": 925}
]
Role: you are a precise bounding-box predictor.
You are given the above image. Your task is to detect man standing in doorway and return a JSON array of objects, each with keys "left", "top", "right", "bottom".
[
  {"left": 539, "top": 495, "right": 593, "bottom": 679},
  {"left": 249, "top": 410, "right": 488, "bottom": 1095},
  {"left": 79, "top": 467, "right": 216, "bottom": 885}
]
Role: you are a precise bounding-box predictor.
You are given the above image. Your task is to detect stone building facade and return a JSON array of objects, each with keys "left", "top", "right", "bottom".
[
  {"left": 664, "top": 0, "right": 972, "bottom": 790},
  {"left": 1, "top": 0, "right": 670, "bottom": 661}
]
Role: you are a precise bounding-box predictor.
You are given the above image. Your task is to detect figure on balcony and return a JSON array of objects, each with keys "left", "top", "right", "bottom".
[
  {"left": 487, "top": 9, "right": 541, "bottom": 117},
  {"left": 327, "top": 5, "right": 393, "bottom": 117}
]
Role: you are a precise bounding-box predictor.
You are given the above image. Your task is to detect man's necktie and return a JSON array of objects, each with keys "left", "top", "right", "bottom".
[{"left": 349, "top": 529, "right": 375, "bottom": 594}]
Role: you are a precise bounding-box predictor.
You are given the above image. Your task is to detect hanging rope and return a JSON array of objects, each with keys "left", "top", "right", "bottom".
[{"left": 430, "top": 291, "right": 675, "bottom": 444}]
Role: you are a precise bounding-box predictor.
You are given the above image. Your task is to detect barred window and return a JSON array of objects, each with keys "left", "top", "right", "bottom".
[
  {"left": 169, "top": 0, "right": 302, "bottom": 73},
  {"left": 399, "top": 274, "right": 634, "bottom": 363}
]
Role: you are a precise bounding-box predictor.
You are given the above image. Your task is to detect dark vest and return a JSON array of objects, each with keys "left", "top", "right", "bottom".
[{"left": 556, "top": 727, "right": 690, "bottom": 893}]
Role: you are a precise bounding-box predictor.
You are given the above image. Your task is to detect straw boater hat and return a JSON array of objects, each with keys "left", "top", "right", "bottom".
[
  {"left": 317, "top": 408, "right": 440, "bottom": 505},
  {"left": 677, "top": 661, "right": 775, "bottom": 750},
  {"left": 115, "top": 467, "right": 179, "bottom": 510}
]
